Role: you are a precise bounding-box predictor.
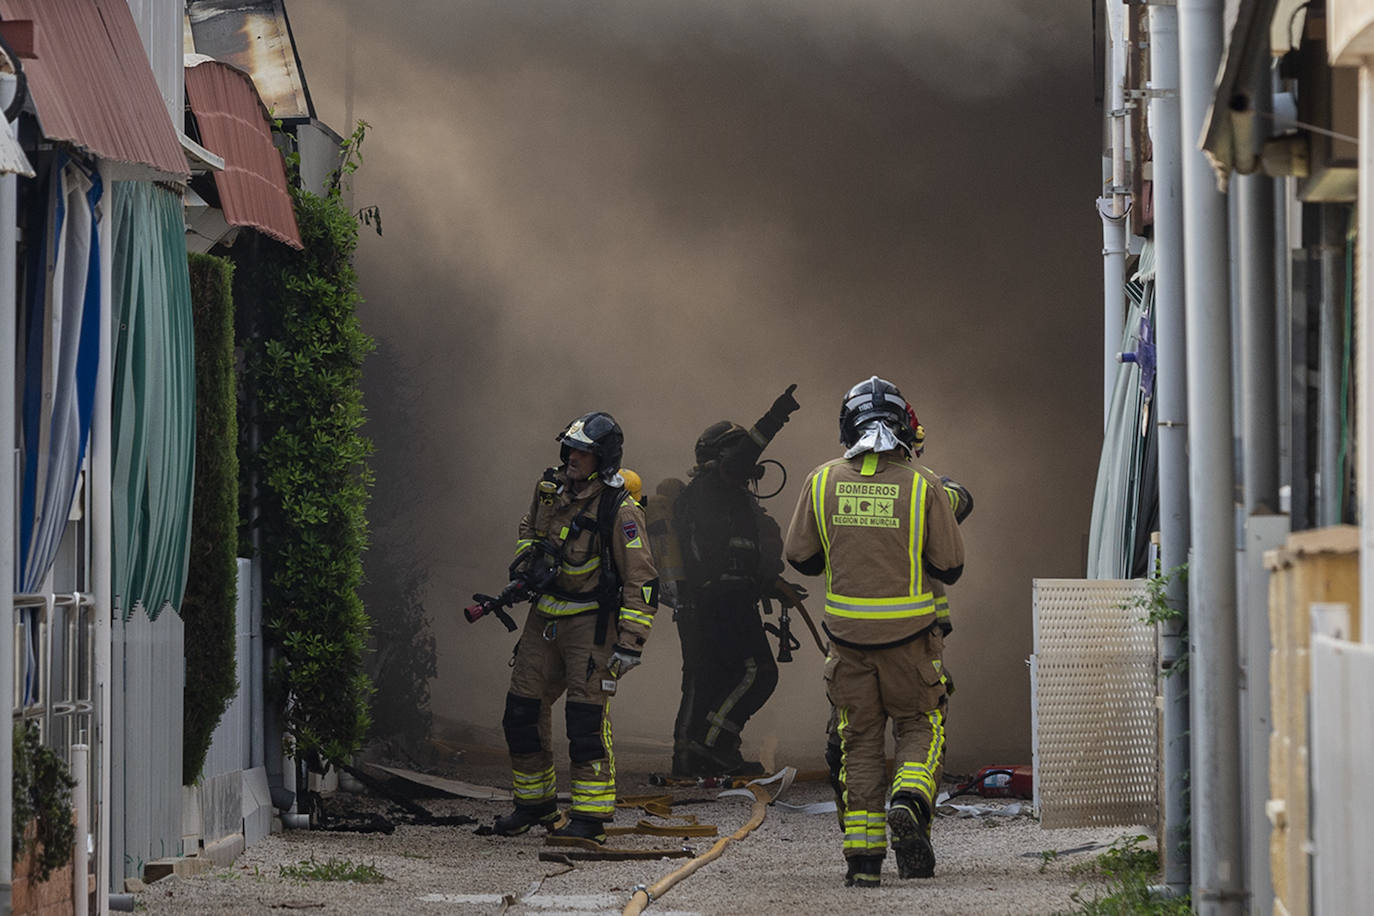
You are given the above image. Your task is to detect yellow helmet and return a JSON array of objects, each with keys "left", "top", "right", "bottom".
[{"left": 620, "top": 468, "right": 643, "bottom": 503}]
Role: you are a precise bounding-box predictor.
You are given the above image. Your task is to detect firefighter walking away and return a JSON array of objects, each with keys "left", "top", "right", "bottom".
[{"left": 785, "top": 376, "right": 964, "bottom": 887}]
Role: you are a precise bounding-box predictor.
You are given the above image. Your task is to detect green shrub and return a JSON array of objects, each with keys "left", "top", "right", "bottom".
[
  {"left": 238, "top": 122, "right": 377, "bottom": 767},
  {"left": 183, "top": 253, "right": 240, "bottom": 784},
  {"left": 12, "top": 722, "right": 75, "bottom": 882}
]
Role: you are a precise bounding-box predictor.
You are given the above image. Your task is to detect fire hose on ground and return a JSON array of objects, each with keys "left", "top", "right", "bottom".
[{"left": 620, "top": 774, "right": 783, "bottom": 915}]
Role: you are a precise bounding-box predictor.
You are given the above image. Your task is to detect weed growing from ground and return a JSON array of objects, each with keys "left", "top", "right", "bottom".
[
  {"left": 1059, "top": 835, "right": 1191, "bottom": 915},
  {"left": 279, "top": 856, "right": 385, "bottom": 884}
]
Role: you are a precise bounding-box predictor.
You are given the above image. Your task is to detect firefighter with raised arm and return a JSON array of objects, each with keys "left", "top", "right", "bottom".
[
  {"left": 486, "top": 412, "right": 658, "bottom": 845},
  {"left": 784, "top": 377, "right": 963, "bottom": 888},
  {"left": 661, "top": 385, "right": 802, "bottom": 778}
]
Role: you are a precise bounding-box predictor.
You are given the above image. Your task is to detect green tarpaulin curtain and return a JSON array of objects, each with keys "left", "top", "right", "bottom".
[{"left": 110, "top": 181, "right": 196, "bottom": 619}]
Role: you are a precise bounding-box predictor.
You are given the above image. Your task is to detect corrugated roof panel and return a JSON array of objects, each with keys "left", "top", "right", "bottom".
[
  {"left": 186, "top": 0, "right": 312, "bottom": 120},
  {"left": 184, "top": 59, "right": 301, "bottom": 249},
  {"left": 0, "top": 0, "right": 188, "bottom": 180}
]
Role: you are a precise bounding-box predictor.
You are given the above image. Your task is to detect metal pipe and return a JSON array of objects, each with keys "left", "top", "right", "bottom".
[
  {"left": 72, "top": 742, "right": 89, "bottom": 916},
  {"left": 1178, "top": 1, "right": 1244, "bottom": 911},
  {"left": 1318, "top": 205, "right": 1347, "bottom": 526},
  {"left": 1103, "top": 1, "right": 1129, "bottom": 426},
  {"left": 1358, "top": 64, "right": 1374, "bottom": 645},
  {"left": 0, "top": 76, "right": 18, "bottom": 916},
  {"left": 94, "top": 161, "right": 115, "bottom": 915},
  {"left": 1148, "top": 0, "right": 1191, "bottom": 896},
  {"left": 1238, "top": 179, "right": 1279, "bottom": 512},
  {"left": 1236, "top": 57, "right": 1281, "bottom": 916}
]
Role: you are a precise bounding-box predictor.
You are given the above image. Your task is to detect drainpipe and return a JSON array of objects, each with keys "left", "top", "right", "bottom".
[
  {"left": 1358, "top": 64, "right": 1374, "bottom": 645},
  {"left": 1147, "top": 0, "right": 1191, "bottom": 897},
  {"left": 1317, "top": 205, "right": 1347, "bottom": 526},
  {"left": 95, "top": 163, "right": 114, "bottom": 916},
  {"left": 71, "top": 742, "right": 89, "bottom": 916},
  {"left": 1178, "top": 1, "right": 1244, "bottom": 912},
  {"left": 1102, "top": 0, "right": 1129, "bottom": 427},
  {"left": 0, "top": 72, "right": 17, "bottom": 916},
  {"left": 1237, "top": 113, "right": 1280, "bottom": 512}
]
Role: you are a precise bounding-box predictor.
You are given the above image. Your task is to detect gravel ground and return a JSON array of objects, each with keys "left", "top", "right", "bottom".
[{"left": 134, "top": 754, "right": 1147, "bottom": 916}]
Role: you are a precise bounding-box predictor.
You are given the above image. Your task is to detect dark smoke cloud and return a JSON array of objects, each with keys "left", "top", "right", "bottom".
[{"left": 288, "top": 0, "right": 1099, "bottom": 772}]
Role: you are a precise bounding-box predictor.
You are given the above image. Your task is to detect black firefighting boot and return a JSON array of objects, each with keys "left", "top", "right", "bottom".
[
  {"left": 493, "top": 801, "right": 558, "bottom": 837},
  {"left": 548, "top": 815, "right": 608, "bottom": 845},
  {"left": 844, "top": 854, "right": 882, "bottom": 888},
  {"left": 888, "top": 793, "right": 935, "bottom": 879}
]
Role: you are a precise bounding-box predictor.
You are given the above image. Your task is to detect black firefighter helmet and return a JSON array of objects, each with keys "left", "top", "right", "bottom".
[
  {"left": 557, "top": 411, "right": 624, "bottom": 476},
  {"left": 838, "top": 375, "right": 919, "bottom": 451}
]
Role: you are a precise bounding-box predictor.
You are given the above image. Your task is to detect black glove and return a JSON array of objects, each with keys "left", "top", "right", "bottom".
[
  {"left": 769, "top": 384, "right": 800, "bottom": 421},
  {"left": 755, "top": 384, "right": 801, "bottom": 442}
]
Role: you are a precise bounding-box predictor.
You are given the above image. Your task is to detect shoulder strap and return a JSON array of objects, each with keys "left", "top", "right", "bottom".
[{"left": 592, "top": 486, "right": 631, "bottom": 645}]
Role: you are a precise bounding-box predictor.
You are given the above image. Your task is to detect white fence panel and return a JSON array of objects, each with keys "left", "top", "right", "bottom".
[
  {"left": 1032, "top": 578, "right": 1157, "bottom": 829},
  {"left": 113, "top": 609, "right": 184, "bottom": 877},
  {"left": 1310, "top": 635, "right": 1374, "bottom": 914},
  {"left": 203, "top": 560, "right": 255, "bottom": 778}
]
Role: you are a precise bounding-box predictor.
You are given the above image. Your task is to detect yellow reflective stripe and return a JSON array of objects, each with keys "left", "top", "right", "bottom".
[
  {"left": 512, "top": 766, "right": 557, "bottom": 803},
  {"left": 860, "top": 452, "right": 879, "bottom": 476},
  {"left": 514, "top": 538, "right": 536, "bottom": 554},
  {"left": 571, "top": 785, "right": 616, "bottom": 815},
  {"left": 826, "top": 603, "right": 936, "bottom": 621},
  {"left": 561, "top": 555, "right": 601, "bottom": 575},
  {"left": 812, "top": 466, "right": 833, "bottom": 589},
  {"left": 619, "top": 608, "right": 653, "bottom": 628},
  {"left": 535, "top": 595, "right": 600, "bottom": 616},
  {"left": 908, "top": 470, "right": 924, "bottom": 594},
  {"left": 842, "top": 809, "right": 886, "bottom": 852},
  {"left": 825, "top": 592, "right": 936, "bottom": 620},
  {"left": 837, "top": 705, "right": 851, "bottom": 820}
]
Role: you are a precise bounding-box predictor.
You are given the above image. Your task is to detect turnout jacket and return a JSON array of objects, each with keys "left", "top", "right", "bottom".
[
  {"left": 784, "top": 450, "right": 963, "bottom": 648},
  {"left": 516, "top": 470, "right": 658, "bottom": 651}
]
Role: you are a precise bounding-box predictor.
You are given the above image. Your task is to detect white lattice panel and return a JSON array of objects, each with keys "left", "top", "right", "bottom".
[{"left": 1032, "top": 579, "right": 1158, "bottom": 829}]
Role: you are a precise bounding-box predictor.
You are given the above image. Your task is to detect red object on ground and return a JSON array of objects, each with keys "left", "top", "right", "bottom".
[{"left": 959, "top": 764, "right": 1034, "bottom": 799}]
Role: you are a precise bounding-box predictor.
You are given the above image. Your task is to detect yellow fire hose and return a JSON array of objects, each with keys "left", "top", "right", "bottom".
[{"left": 620, "top": 782, "right": 771, "bottom": 916}]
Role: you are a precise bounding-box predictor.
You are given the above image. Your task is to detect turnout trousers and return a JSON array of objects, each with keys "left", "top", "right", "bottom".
[
  {"left": 673, "top": 588, "right": 778, "bottom": 765},
  {"left": 503, "top": 611, "right": 617, "bottom": 821},
  {"left": 825, "top": 626, "right": 947, "bottom": 860}
]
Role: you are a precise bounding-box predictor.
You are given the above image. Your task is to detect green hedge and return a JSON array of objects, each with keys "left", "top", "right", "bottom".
[
  {"left": 183, "top": 253, "right": 240, "bottom": 784},
  {"left": 239, "top": 124, "right": 376, "bottom": 767}
]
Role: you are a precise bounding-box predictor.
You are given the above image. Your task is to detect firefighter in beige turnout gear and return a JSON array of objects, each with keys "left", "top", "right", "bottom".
[
  {"left": 493, "top": 412, "right": 658, "bottom": 845},
  {"left": 785, "top": 377, "right": 964, "bottom": 887},
  {"left": 823, "top": 415, "right": 974, "bottom": 832}
]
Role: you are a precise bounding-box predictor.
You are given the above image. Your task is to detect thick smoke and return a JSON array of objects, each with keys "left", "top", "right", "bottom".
[{"left": 288, "top": 0, "right": 1100, "bottom": 772}]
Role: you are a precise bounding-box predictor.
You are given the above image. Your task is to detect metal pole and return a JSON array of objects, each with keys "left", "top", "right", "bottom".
[
  {"left": 1178, "top": 0, "right": 1244, "bottom": 911},
  {"left": 94, "top": 163, "right": 114, "bottom": 916},
  {"left": 1236, "top": 55, "right": 1281, "bottom": 916},
  {"left": 1357, "top": 62, "right": 1374, "bottom": 645},
  {"left": 1148, "top": 0, "right": 1192, "bottom": 896},
  {"left": 1103, "top": 0, "right": 1129, "bottom": 426},
  {"left": 1317, "top": 204, "right": 1347, "bottom": 526},
  {"left": 1238, "top": 185, "right": 1279, "bottom": 511},
  {"left": 71, "top": 743, "right": 89, "bottom": 916},
  {"left": 0, "top": 91, "right": 18, "bottom": 916}
]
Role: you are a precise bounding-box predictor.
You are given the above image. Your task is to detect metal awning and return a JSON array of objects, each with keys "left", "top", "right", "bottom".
[
  {"left": 184, "top": 56, "right": 302, "bottom": 249},
  {"left": 0, "top": 0, "right": 188, "bottom": 181}
]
